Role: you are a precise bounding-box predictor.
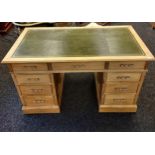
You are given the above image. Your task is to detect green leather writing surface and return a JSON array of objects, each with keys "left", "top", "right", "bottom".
[{"left": 12, "top": 28, "right": 145, "bottom": 58}]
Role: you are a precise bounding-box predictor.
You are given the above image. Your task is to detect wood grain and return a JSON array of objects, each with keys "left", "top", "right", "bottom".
[
  {"left": 52, "top": 62, "right": 105, "bottom": 71},
  {"left": 23, "top": 95, "right": 55, "bottom": 106},
  {"left": 102, "top": 94, "right": 136, "bottom": 105},
  {"left": 19, "top": 85, "right": 53, "bottom": 95},
  {"left": 12, "top": 63, "right": 48, "bottom": 71},
  {"left": 15, "top": 74, "right": 51, "bottom": 84},
  {"left": 99, "top": 105, "right": 137, "bottom": 112},
  {"left": 103, "top": 82, "right": 139, "bottom": 93},
  {"left": 108, "top": 61, "right": 145, "bottom": 69},
  {"left": 22, "top": 105, "right": 60, "bottom": 114},
  {"left": 105, "top": 72, "right": 142, "bottom": 82}
]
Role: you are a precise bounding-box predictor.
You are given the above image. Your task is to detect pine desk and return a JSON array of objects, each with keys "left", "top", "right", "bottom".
[{"left": 2, "top": 23, "right": 154, "bottom": 114}]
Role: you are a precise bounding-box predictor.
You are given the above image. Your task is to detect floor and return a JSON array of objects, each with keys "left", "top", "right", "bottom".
[{"left": 0, "top": 22, "right": 155, "bottom": 132}]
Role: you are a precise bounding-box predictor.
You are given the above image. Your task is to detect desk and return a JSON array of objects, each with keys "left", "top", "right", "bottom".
[{"left": 2, "top": 23, "right": 154, "bottom": 114}]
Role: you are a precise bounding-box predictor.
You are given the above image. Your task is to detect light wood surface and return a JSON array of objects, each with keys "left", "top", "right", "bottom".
[
  {"left": 103, "top": 82, "right": 139, "bottom": 93},
  {"left": 99, "top": 105, "right": 137, "bottom": 112},
  {"left": 8, "top": 69, "right": 148, "bottom": 74},
  {"left": 2, "top": 23, "right": 154, "bottom": 114},
  {"left": 108, "top": 61, "right": 145, "bottom": 69},
  {"left": 11, "top": 73, "right": 25, "bottom": 105},
  {"left": 19, "top": 85, "right": 53, "bottom": 95},
  {"left": 22, "top": 105, "right": 60, "bottom": 114},
  {"left": 94, "top": 73, "right": 102, "bottom": 104},
  {"left": 105, "top": 72, "right": 142, "bottom": 82},
  {"left": 23, "top": 95, "right": 55, "bottom": 106},
  {"left": 52, "top": 62, "right": 105, "bottom": 71},
  {"left": 54, "top": 73, "right": 64, "bottom": 105},
  {"left": 133, "top": 72, "right": 147, "bottom": 105},
  {"left": 12, "top": 63, "right": 48, "bottom": 71},
  {"left": 102, "top": 94, "right": 136, "bottom": 105},
  {"left": 15, "top": 74, "right": 52, "bottom": 84},
  {"left": 3, "top": 56, "right": 154, "bottom": 63}
]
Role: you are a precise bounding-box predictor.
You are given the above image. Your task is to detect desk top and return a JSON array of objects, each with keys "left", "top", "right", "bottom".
[{"left": 2, "top": 23, "right": 154, "bottom": 63}]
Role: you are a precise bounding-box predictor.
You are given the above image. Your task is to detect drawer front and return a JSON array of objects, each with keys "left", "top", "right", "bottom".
[
  {"left": 12, "top": 63, "right": 48, "bottom": 71},
  {"left": 19, "top": 85, "right": 53, "bottom": 95},
  {"left": 52, "top": 62, "right": 105, "bottom": 70},
  {"left": 23, "top": 96, "right": 55, "bottom": 106},
  {"left": 15, "top": 74, "right": 51, "bottom": 84},
  {"left": 109, "top": 61, "right": 145, "bottom": 70},
  {"left": 106, "top": 73, "right": 141, "bottom": 81},
  {"left": 103, "top": 94, "right": 135, "bottom": 105},
  {"left": 104, "top": 82, "right": 139, "bottom": 93}
]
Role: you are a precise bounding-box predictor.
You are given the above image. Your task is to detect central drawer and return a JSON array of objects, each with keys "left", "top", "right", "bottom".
[
  {"left": 105, "top": 72, "right": 142, "bottom": 82},
  {"left": 19, "top": 85, "right": 53, "bottom": 95},
  {"left": 23, "top": 96, "right": 55, "bottom": 106},
  {"left": 104, "top": 82, "right": 139, "bottom": 93},
  {"left": 52, "top": 62, "right": 105, "bottom": 70},
  {"left": 15, "top": 74, "right": 51, "bottom": 84},
  {"left": 102, "top": 94, "right": 136, "bottom": 105}
]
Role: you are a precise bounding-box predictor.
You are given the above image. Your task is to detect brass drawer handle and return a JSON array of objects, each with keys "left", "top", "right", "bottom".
[
  {"left": 23, "top": 66, "right": 38, "bottom": 69},
  {"left": 116, "top": 76, "right": 130, "bottom": 79},
  {"left": 72, "top": 64, "right": 86, "bottom": 68},
  {"left": 120, "top": 64, "right": 134, "bottom": 67},
  {"left": 112, "top": 99, "right": 127, "bottom": 103},
  {"left": 33, "top": 100, "right": 46, "bottom": 104},
  {"left": 27, "top": 78, "right": 40, "bottom": 81},
  {"left": 114, "top": 87, "right": 128, "bottom": 91},
  {"left": 31, "top": 89, "right": 44, "bottom": 93}
]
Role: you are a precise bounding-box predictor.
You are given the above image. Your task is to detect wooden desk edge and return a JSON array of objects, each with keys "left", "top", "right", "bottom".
[
  {"left": 2, "top": 56, "right": 155, "bottom": 64},
  {"left": 1, "top": 24, "right": 154, "bottom": 64}
]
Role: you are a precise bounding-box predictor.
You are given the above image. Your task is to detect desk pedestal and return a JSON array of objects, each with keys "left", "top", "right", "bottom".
[{"left": 8, "top": 61, "right": 147, "bottom": 114}]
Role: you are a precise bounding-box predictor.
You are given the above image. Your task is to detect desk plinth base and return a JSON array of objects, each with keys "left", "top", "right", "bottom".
[
  {"left": 22, "top": 106, "right": 60, "bottom": 114},
  {"left": 99, "top": 105, "right": 137, "bottom": 112}
]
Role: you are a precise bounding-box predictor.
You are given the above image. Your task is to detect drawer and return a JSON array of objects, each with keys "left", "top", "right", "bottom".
[
  {"left": 19, "top": 85, "right": 53, "bottom": 95},
  {"left": 12, "top": 63, "right": 48, "bottom": 71},
  {"left": 106, "top": 72, "right": 141, "bottom": 82},
  {"left": 102, "top": 94, "right": 135, "bottom": 105},
  {"left": 104, "top": 82, "right": 139, "bottom": 93},
  {"left": 109, "top": 61, "right": 145, "bottom": 70},
  {"left": 23, "top": 96, "right": 55, "bottom": 106},
  {"left": 52, "top": 62, "right": 105, "bottom": 70},
  {"left": 15, "top": 74, "right": 51, "bottom": 84}
]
